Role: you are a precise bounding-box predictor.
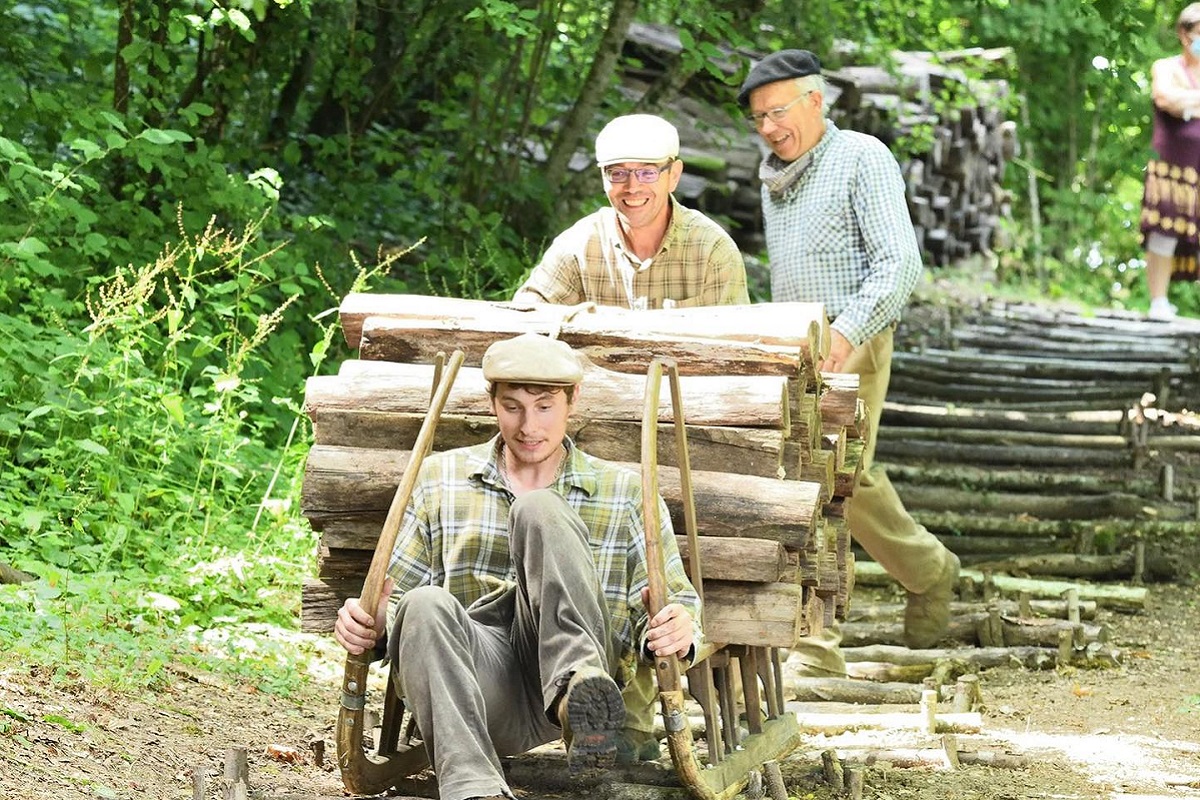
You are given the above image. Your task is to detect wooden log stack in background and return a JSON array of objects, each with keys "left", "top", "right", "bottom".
[
  {"left": 879, "top": 302, "right": 1200, "bottom": 577},
  {"left": 619, "top": 24, "right": 1017, "bottom": 269},
  {"left": 300, "top": 295, "right": 867, "bottom": 650},
  {"left": 823, "top": 49, "right": 1016, "bottom": 267}
]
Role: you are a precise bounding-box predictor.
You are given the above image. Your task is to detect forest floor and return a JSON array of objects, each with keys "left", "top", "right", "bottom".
[{"left": 1, "top": 581, "right": 1198, "bottom": 800}]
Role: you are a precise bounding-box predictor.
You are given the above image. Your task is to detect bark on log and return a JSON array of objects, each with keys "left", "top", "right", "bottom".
[
  {"left": 697, "top": 581, "right": 805, "bottom": 648},
  {"left": 893, "top": 349, "right": 1194, "bottom": 381},
  {"left": 846, "top": 598, "right": 1098, "bottom": 622},
  {"left": 676, "top": 536, "right": 791, "bottom": 583},
  {"left": 879, "top": 426, "right": 1131, "bottom": 450},
  {"left": 948, "top": 330, "right": 1190, "bottom": 360},
  {"left": 843, "top": 661, "right": 936, "bottom": 683},
  {"left": 967, "top": 550, "right": 1178, "bottom": 582},
  {"left": 933, "top": 535, "right": 1070, "bottom": 557},
  {"left": 0, "top": 562, "right": 34, "bottom": 584},
  {"left": 912, "top": 510, "right": 1196, "bottom": 542},
  {"left": 882, "top": 462, "right": 1156, "bottom": 497},
  {"left": 841, "top": 643, "right": 1059, "bottom": 670},
  {"left": 875, "top": 439, "right": 1131, "bottom": 468},
  {"left": 817, "top": 372, "right": 861, "bottom": 428},
  {"left": 838, "top": 615, "right": 1107, "bottom": 649},
  {"left": 337, "top": 293, "right": 828, "bottom": 360},
  {"left": 894, "top": 483, "right": 1144, "bottom": 520},
  {"left": 574, "top": 419, "right": 786, "bottom": 478},
  {"left": 302, "top": 445, "right": 822, "bottom": 548},
  {"left": 302, "top": 577, "right": 357, "bottom": 632},
  {"left": 882, "top": 401, "right": 1126, "bottom": 435},
  {"left": 853, "top": 560, "right": 1148, "bottom": 611},
  {"left": 358, "top": 316, "right": 814, "bottom": 379},
  {"left": 794, "top": 708, "right": 983, "bottom": 735},
  {"left": 886, "top": 393, "right": 1160, "bottom": 414},
  {"left": 827, "top": 746, "right": 1030, "bottom": 770},
  {"left": 886, "top": 374, "right": 1152, "bottom": 406},
  {"left": 310, "top": 361, "right": 790, "bottom": 429},
  {"left": 310, "top": 411, "right": 789, "bottom": 479},
  {"left": 786, "top": 677, "right": 925, "bottom": 704}
]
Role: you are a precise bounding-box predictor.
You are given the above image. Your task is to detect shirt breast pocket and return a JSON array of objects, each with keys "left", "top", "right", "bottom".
[{"left": 804, "top": 195, "right": 856, "bottom": 254}]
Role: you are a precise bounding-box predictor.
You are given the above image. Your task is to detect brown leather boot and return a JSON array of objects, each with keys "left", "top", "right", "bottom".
[
  {"left": 615, "top": 727, "right": 661, "bottom": 764},
  {"left": 556, "top": 665, "right": 625, "bottom": 773},
  {"left": 904, "top": 551, "right": 961, "bottom": 649}
]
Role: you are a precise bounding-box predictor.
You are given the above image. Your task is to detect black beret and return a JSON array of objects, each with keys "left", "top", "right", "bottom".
[{"left": 737, "top": 49, "right": 822, "bottom": 107}]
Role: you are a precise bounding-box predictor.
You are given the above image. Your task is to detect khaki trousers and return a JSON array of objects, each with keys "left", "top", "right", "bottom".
[
  {"left": 621, "top": 662, "right": 658, "bottom": 736},
  {"left": 846, "top": 326, "right": 950, "bottom": 594},
  {"left": 792, "top": 327, "right": 952, "bottom": 671},
  {"left": 387, "top": 490, "right": 615, "bottom": 800}
]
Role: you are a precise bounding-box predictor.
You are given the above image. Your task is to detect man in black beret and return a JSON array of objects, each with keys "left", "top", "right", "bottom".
[{"left": 737, "top": 50, "right": 961, "bottom": 674}]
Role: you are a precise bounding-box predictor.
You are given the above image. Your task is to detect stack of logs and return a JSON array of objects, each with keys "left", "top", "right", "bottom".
[
  {"left": 620, "top": 23, "right": 1017, "bottom": 268},
  {"left": 824, "top": 49, "right": 1017, "bottom": 267},
  {"left": 884, "top": 301, "right": 1200, "bottom": 578},
  {"left": 782, "top": 303, "right": 1200, "bottom": 695},
  {"left": 299, "top": 295, "right": 867, "bottom": 652}
]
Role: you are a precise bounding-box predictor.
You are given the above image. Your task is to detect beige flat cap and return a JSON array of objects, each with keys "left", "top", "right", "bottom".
[{"left": 481, "top": 333, "right": 583, "bottom": 385}]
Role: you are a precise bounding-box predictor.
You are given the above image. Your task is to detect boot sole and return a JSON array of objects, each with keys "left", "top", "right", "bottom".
[{"left": 565, "top": 669, "right": 625, "bottom": 774}]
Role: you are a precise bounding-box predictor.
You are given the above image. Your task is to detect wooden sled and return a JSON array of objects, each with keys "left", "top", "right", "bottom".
[
  {"left": 335, "top": 352, "right": 801, "bottom": 799},
  {"left": 335, "top": 351, "right": 463, "bottom": 793},
  {"left": 640, "top": 357, "right": 801, "bottom": 800}
]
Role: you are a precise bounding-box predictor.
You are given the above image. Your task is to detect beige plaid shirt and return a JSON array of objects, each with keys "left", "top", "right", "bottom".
[
  {"left": 386, "top": 435, "right": 702, "bottom": 684},
  {"left": 515, "top": 196, "right": 749, "bottom": 309}
]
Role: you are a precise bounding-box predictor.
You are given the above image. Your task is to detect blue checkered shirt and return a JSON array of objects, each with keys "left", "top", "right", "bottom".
[{"left": 762, "top": 120, "right": 922, "bottom": 346}]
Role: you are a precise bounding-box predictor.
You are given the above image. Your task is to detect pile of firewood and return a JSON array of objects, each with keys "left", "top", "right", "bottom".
[
  {"left": 619, "top": 24, "right": 1017, "bottom": 268},
  {"left": 299, "top": 296, "right": 866, "bottom": 650},
  {"left": 879, "top": 302, "right": 1200, "bottom": 581},
  {"left": 766, "top": 304, "right": 1200, "bottom": 700},
  {"left": 823, "top": 49, "right": 1017, "bottom": 266}
]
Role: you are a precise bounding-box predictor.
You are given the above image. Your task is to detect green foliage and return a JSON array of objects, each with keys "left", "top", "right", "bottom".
[
  {"left": 1, "top": 0, "right": 1192, "bottom": 700},
  {"left": 0, "top": 197, "right": 392, "bottom": 689}
]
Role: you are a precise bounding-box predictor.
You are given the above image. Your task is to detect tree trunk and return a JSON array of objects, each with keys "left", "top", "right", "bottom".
[
  {"left": 541, "top": 0, "right": 638, "bottom": 212},
  {"left": 676, "top": 536, "right": 790, "bottom": 583},
  {"left": 838, "top": 614, "right": 1107, "bottom": 649},
  {"left": 875, "top": 439, "right": 1130, "bottom": 468},
  {"left": 0, "top": 563, "right": 34, "bottom": 585},
  {"left": 894, "top": 483, "right": 1143, "bottom": 520},
  {"left": 845, "top": 598, "right": 1098, "bottom": 623},
  {"left": 883, "top": 462, "right": 1154, "bottom": 496},
  {"left": 302, "top": 445, "right": 821, "bottom": 547},
  {"left": 114, "top": 0, "right": 134, "bottom": 113},
  {"left": 338, "top": 292, "right": 827, "bottom": 360},
  {"left": 268, "top": 18, "right": 319, "bottom": 143},
  {"left": 912, "top": 510, "right": 1196, "bottom": 542},
  {"left": 359, "top": 317, "right": 810, "bottom": 379}
]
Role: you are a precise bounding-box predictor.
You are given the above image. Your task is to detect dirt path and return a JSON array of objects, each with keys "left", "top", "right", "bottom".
[{"left": 2, "top": 581, "right": 1197, "bottom": 799}]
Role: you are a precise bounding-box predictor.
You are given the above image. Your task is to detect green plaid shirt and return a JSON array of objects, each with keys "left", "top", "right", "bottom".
[
  {"left": 386, "top": 435, "right": 701, "bottom": 684},
  {"left": 515, "top": 196, "right": 749, "bottom": 309}
]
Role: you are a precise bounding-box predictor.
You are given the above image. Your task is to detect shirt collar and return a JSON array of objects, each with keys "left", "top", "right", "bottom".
[
  {"left": 760, "top": 119, "right": 838, "bottom": 200},
  {"left": 471, "top": 433, "right": 598, "bottom": 496},
  {"left": 605, "top": 195, "right": 683, "bottom": 263}
]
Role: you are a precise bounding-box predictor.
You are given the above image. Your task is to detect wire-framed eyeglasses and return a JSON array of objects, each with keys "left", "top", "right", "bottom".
[
  {"left": 746, "top": 92, "right": 812, "bottom": 128},
  {"left": 601, "top": 159, "right": 675, "bottom": 184}
]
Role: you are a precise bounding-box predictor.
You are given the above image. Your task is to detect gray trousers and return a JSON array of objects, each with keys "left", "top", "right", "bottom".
[{"left": 387, "top": 489, "right": 616, "bottom": 800}]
